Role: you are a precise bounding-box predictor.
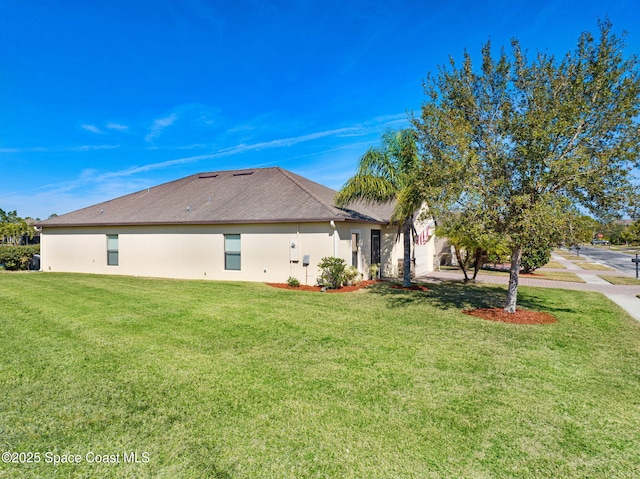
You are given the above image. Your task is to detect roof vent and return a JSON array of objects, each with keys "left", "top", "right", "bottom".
[
  {"left": 198, "top": 174, "right": 218, "bottom": 179},
  {"left": 233, "top": 171, "right": 254, "bottom": 176},
  {"left": 186, "top": 206, "right": 192, "bottom": 212}
]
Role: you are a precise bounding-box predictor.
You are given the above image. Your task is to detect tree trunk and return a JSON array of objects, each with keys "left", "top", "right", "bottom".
[
  {"left": 402, "top": 219, "right": 412, "bottom": 287},
  {"left": 504, "top": 246, "right": 522, "bottom": 313},
  {"left": 454, "top": 246, "right": 470, "bottom": 282},
  {"left": 472, "top": 247, "right": 487, "bottom": 281}
]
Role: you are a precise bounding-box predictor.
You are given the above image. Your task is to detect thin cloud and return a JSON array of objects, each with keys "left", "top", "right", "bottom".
[
  {"left": 98, "top": 116, "right": 409, "bottom": 177},
  {"left": 145, "top": 114, "right": 178, "bottom": 142},
  {"left": 0, "top": 144, "right": 120, "bottom": 154},
  {"left": 0, "top": 147, "right": 48, "bottom": 153},
  {"left": 97, "top": 115, "right": 410, "bottom": 178},
  {"left": 81, "top": 124, "right": 103, "bottom": 134},
  {"left": 70, "top": 144, "right": 120, "bottom": 152},
  {"left": 106, "top": 122, "right": 129, "bottom": 131}
]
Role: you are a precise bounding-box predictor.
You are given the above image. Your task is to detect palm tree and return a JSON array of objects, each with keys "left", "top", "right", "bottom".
[{"left": 335, "top": 129, "right": 423, "bottom": 287}]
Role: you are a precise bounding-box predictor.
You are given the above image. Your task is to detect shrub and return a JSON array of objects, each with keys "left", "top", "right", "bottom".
[
  {"left": 521, "top": 244, "right": 552, "bottom": 274},
  {"left": 369, "top": 263, "right": 380, "bottom": 280},
  {"left": 0, "top": 245, "right": 40, "bottom": 271},
  {"left": 317, "top": 257, "right": 347, "bottom": 289},
  {"left": 287, "top": 276, "right": 300, "bottom": 287},
  {"left": 344, "top": 265, "right": 362, "bottom": 285}
]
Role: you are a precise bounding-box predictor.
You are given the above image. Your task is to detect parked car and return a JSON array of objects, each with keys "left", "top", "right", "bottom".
[{"left": 590, "top": 239, "right": 610, "bottom": 245}]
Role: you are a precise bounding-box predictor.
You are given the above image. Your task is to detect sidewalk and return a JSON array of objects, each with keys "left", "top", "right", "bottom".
[{"left": 418, "top": 253, "right": 640, "bottom": 322}]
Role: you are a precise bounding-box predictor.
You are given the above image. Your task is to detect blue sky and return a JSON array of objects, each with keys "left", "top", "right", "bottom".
[{"left": 1, "top": 0, "right": 639, "bottom": 219}]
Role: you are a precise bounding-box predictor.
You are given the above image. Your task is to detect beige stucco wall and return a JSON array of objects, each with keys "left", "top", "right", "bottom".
[
  {"left": 41, "top": 222, "right": 411, "bottom": 284},
  {"left": 40, "top": 219, "right": 437, "bottom": 283},
  {"left": 379, "top": 230, "right": 437, "bottom": 279},
  {"left": 378, "top": 208, "right": 438, "bottom": 279}
]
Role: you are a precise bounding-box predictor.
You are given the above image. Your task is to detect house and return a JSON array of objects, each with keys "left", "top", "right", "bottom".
[{"left": 38, "top": 167, "right": 437, "bottom": 284}]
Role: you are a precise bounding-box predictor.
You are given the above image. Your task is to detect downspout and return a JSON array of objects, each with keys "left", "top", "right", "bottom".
[{"left": 330, "top": 221, "right": 337, "bottom": 257}]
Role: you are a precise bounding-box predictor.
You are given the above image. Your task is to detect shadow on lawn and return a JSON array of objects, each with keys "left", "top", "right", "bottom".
[{"left": 368, "top": 280, "right": 563, "bottom": 314}]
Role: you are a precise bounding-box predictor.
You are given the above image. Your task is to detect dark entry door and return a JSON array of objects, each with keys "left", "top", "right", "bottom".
[{"left": 371, "top": 230, "right": 381, "bottom": 265}]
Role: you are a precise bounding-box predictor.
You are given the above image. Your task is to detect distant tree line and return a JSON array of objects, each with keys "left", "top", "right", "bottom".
[
  {"left": 0, "top": 208, "right": 36, "bottom": 245},
  {"left": 599, "top": 220, "right": 640, "bottom": 245},
  {"left": 0, "top": 208, "right": 40, "bottom": 270}
]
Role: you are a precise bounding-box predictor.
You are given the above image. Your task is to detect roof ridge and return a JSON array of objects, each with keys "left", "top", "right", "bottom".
[{"left": 275, "top": 167, "right": 342, "bottom": 218}]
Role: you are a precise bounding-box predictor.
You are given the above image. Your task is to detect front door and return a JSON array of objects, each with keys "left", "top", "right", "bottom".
[{"left": 371, "top": 230, "right": 381, "bottom": 265}]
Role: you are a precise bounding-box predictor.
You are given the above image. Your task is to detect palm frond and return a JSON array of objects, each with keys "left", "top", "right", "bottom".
[
  {"left": 335, "top": 175, "right": 397, "bottom": 206},
  {"left": 336, "top": 127, "right": 424, "bottom": 224},
  {"left": 390, "top": 183, "right": 423, "bottom": 224},
  {"left": 357, "top": 148, "right": 400, "bottom": 188}
]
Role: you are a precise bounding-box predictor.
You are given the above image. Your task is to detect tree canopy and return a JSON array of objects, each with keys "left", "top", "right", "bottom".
[
  {"left": 0, "top": 208, "right": 35, "bottom": 246},
  {"left": 413, "top": 19, "right": 640, "bottom": 312}
]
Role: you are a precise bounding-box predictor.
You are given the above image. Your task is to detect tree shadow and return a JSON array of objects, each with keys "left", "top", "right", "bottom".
[{"left": 368, "top": 279, "right": 568, "bottom": 314}]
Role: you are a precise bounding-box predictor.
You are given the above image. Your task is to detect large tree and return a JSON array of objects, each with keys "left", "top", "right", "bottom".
[
  {"left": 414, "top": 19, "right": 640, "bottom": 312},
  {"left": 335, "top": 129, "right": 422, "bottom": 287}
]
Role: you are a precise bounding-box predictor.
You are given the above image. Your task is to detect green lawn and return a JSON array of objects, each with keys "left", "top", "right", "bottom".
[
  {"left": 480, "top": 268, "right": 585, "bottom": 283},
  {"left": 575, "top": 262, "right": 614, "bottom": 271},
  {"left": 599, "top": 275, "right": 640, "bottom": 286},
  {"left": 540, "top": 260, "right": 566, "bottom": 269},
  {"left": 1, "top": 273, "right": 640, "bottom": 479},
  {"left": 552, "top": 253, "right": 585, "bottom": 261},
  {"left": 527, "top": 271, "right": 586, "bottom": 282}
]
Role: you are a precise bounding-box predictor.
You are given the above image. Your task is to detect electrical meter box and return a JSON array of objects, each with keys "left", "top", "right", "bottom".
[{"left": 289, "top": 239, "right": 300, "bottom": 262}]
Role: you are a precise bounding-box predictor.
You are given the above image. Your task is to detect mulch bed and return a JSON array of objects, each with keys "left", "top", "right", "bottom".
[
  {"left": 267, "top": 280, "right": 379, "bottom": 293},
  {"left": 463, "top": 308, "right": 557, "bottom": 324},
  {"left": 267, "top": 280, "right": 430, "bottom": 293}
]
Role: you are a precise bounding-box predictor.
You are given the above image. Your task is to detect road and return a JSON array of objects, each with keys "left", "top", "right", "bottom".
[{"left": 572, "top": 245, "right": 640, "bottom": 277}]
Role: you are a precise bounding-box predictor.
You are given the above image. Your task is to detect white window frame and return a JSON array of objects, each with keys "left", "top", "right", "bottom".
[
  {"left": 224, "top": 234, "right": 241, "bottom": 271},
  {"left": 106, "top": 234, "right": 119, "bottom": 266}
]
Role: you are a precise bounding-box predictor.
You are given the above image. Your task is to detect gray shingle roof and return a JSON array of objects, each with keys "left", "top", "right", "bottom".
[{"left": 40, "top": 167, "right": 394, "bottom": 227}]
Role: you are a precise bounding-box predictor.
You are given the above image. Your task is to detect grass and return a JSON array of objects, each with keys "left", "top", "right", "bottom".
[
  {"left": 575, "top": 262, "right": 615, "bottom": 271},
  {"left": 540, "top": 260, "right": 565, "bottom": 269},
  {"left": 480, "top": 268, "right": 585, "bottom": 283},
  {"left": 1, "top": 273, "right": 640, "bottom": 478},
  {"left": 552, "top": 253, "right": 585, "bottom": 261},
  {"left": 599, "top": 275, "right": 640, "bottom": 285},
  {"left": 532, "top": 271, "right": 585, "bottom": 282},
  {"left": 609, "top": 245, "right": 640, "bottom": 255}
]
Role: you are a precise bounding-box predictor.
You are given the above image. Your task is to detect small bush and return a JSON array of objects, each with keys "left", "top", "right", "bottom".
[
  {"left": 317, "top": 257, "right": 347, "bottom": 289},
  {"left": 344, "top": 265, "right": 362, "bottom": 285},
  {"left": 369, "top": 263, "right": 380, "bottom": 279},
  {"left": 287, "top": 276, "right": 300, "bottom": 287},
  {"left": 0, "top": 245, "right": 40, "bottom": 271},
  {"left": 521, "top": 245, "right": 552, "bottom": 274}
]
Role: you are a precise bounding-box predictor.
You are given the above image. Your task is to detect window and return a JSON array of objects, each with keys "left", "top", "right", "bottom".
[
  {"left": 107, "top": 234, "right": 119, "bottom": 266},
  {"left": 224, "top": 234, "right": 241, "bottom": 270},
  {"left": 351, "top": 232, "right": 360, "bottom": 268}
]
